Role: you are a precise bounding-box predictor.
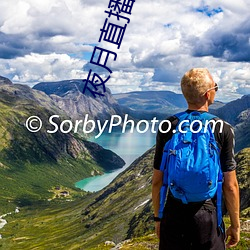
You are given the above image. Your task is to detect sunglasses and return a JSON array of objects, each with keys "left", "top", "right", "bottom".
[{"left": 203, "top": 83, "right": 218, "bottom": 95}]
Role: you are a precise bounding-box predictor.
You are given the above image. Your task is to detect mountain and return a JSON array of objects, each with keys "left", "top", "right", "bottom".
[
  {"left": 114, "top": 91, "right": 186, "bottom": 119},
  {"left": 1, "top": 146, "right": 249, "bottom": 249},
  {"left": 235, "top": 148, "right": 250, "bottom": 214},
  {"left": 32, "top": 83, "right": 227, "bottom": 122},
  {"left": 77, "top": 147, "right": 250, "bottom": 248},
  {"left": 209, "top": 100, "right": 225, "bottom": 110},
  {"left": 234, "top": 109, "right": 250, "bottom": 152},
  {"left": 0, "top": 75, "right": 12, "bottom": 85},
  {"left": 212, "top": 94, "right": 250, "bottom": 152},
  {"left": 0, "top": 79, "right": 125, "bottom": 212},
  {"left": 213, "top": 94, "right": 250, "bottom": 125},
  {"left": 114, "top": 91, "right": 225, "bottom": 120},
  {"left": 33, "top": 80, "right": 124, "bottom": 123}
]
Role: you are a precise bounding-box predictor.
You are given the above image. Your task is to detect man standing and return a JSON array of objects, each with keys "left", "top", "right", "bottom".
[{"left": 152, "top": 68, "right": 240, "bottom": 249}]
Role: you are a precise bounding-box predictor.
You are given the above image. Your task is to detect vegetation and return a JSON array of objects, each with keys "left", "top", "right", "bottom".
[
  {"left": 1, "top": 209, "right": 249, "bottom": 250},
  {"left": 1, "top": 147, "right": 249, "bottom": 249},
  {"left": 235, "top": 148, "right": 250, "bottom": 214}
]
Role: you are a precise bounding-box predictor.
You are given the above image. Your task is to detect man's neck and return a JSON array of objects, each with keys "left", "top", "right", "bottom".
[{"left": 187, "top": 103, "right": 209, "bottom": 112}]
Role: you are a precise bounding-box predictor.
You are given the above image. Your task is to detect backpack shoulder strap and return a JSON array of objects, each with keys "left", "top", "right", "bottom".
[
  {"left": 201, "top": 112, "right": 217, "bottom": 120},
  {"left": 173, "top": 111, "right": 189, "bottom": 121},
  {"left": 201, "top": 112, "right": 223, "bottom": 230}
]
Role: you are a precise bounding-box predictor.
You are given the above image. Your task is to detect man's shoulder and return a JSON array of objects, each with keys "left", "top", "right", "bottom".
[
  {"left": 211, "top": 116, "right": 234, "bottom": 133},
  {"left": 160, "top": 115, "right": 179, "bottom": 131}
]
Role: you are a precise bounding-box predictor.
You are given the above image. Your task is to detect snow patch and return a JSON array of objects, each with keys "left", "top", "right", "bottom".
[
  {"left": 134, "top": 199, "right": 150, "bottom": 210},
  {"left": 138, "top": 185, "right": 145, "bottom": 190},
  {"left": 0, "top": 219, "right": 7, "bottom": 229}
]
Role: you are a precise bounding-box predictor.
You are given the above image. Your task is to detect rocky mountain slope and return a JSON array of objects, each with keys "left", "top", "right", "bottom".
[
  {"left": 0, "top": 78, "right": 124, "bottom": 212},
  {"left": 234, "top": 108, "right": 250, "bottom": 152},
  {"left": 213, "top": 94, "right": 250, "bottom": 126},
  {"left": 212, "top": 94, "right": 250, "bottom": 152},
  {"left": 33, "top": 80, "right": 124, "bottom": 123},
  {"left": 78, "top": 147, "right": 250, "bottom": 248},
  {"left": 235, "top": 148, "right": 250, "bottom": 214},
  {"left": 0, "top": 75, "right": 12, "bottom": 85}
]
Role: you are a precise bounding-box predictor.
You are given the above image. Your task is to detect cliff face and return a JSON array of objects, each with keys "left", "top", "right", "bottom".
[
  {"left": 33, "top": 80, "right": 124, "bottom": 122},
  {"left": 234, "top": 108, "right": 250, "bottom": 152}
]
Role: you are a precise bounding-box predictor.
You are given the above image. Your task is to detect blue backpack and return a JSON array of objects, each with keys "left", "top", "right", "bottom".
[{"left": 158, "top": 111, "right": 223, "bottom": 228}]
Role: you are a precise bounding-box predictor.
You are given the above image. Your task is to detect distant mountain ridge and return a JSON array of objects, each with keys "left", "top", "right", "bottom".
[
  {"left": 114, "top": 91, "right": 186, "bottom": 120},
  {"left": 33, "top": 80, "right": 249, "bottom": 151},
  {"left": 114, "top": 90, "right": 225, "bottom": 120},
  {"left": 114, "top": 91, "right": 187, "bottom": 110}
]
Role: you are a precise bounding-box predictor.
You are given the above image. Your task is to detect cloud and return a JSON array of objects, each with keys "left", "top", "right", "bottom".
[
  {"left": 192, "top": 18, "right": 250, "bottom": 62},
  {"left": 0, "top": 0, "right": 249, "bottom": 101},
  {"left": 0, "top": 0, "right": 106, "bottom": 57},
  {"left": 0, "top": 53, "right": 87, "bottom": 86}
]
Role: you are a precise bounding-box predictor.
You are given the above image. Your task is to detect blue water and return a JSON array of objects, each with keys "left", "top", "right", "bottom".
[{"left": 75, "top": 129, "right": 156, "bottom": 192}]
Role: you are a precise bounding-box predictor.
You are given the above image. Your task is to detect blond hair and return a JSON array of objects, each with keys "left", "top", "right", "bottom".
[{"left": 181, "top": 68, "right": 214, "bottom": 104}]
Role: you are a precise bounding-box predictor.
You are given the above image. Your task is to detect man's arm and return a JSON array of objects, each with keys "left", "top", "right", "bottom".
[
  {"left": 223, "top": 170, "right": 240, "bottom": 248},
  {"left": 152, "top": 169, "right": 163, "bottom": 239}
]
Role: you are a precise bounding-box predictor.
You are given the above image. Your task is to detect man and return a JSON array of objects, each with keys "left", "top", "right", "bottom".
[{"left": 152, "top": 68, "right": 240, "bottom": 249}]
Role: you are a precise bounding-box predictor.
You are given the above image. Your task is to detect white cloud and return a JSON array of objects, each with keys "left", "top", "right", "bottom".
[
  {"left": 0, "top": 53, "right": 87, "bottom": 86},
  {"left": 0, "top": 0, "right": 249, "bottom": 101}
]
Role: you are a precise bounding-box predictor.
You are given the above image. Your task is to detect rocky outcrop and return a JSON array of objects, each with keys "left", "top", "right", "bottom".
[{"left": 0, "top": 76, "right": 12, "bottom": 85}]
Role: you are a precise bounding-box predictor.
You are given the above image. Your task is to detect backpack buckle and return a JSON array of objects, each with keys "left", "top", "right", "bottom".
[{"left": 169, "top": 149, "right": 176, "bottom": 155}]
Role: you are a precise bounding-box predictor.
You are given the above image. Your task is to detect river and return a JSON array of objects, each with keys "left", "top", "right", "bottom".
[{"left": 75, "top": 129, "right": 156, "bottom": 192}]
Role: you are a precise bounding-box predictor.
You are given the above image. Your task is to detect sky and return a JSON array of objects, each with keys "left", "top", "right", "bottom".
[{"left": 0, "top": 0, "right": 249, "bottom": 102}]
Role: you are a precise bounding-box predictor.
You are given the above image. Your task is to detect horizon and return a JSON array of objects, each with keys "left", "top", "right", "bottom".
[{"left": 1, "top": 75, "right": 247, "bottom": 103}]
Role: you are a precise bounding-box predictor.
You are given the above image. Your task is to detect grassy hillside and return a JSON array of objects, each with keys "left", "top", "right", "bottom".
[
  {"left": 1, "top": 147, "right": 249, "bottom": 249},
  {"left": 235, "top": 148, "right": 250, "bottom": 214}
]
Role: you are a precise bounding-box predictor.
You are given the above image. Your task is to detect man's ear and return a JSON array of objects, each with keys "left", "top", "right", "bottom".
[{"left": 204, "top": 92, "right": 209, "bottom": 100}]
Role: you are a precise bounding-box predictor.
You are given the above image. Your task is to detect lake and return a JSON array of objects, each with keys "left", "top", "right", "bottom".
[{"left": 75, "top": 129, "right": 156, "bottom": 192}]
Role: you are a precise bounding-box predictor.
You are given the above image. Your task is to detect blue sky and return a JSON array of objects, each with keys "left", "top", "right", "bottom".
[{"left": 0, "top": 0, "right": 249, "bottom": 102}]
